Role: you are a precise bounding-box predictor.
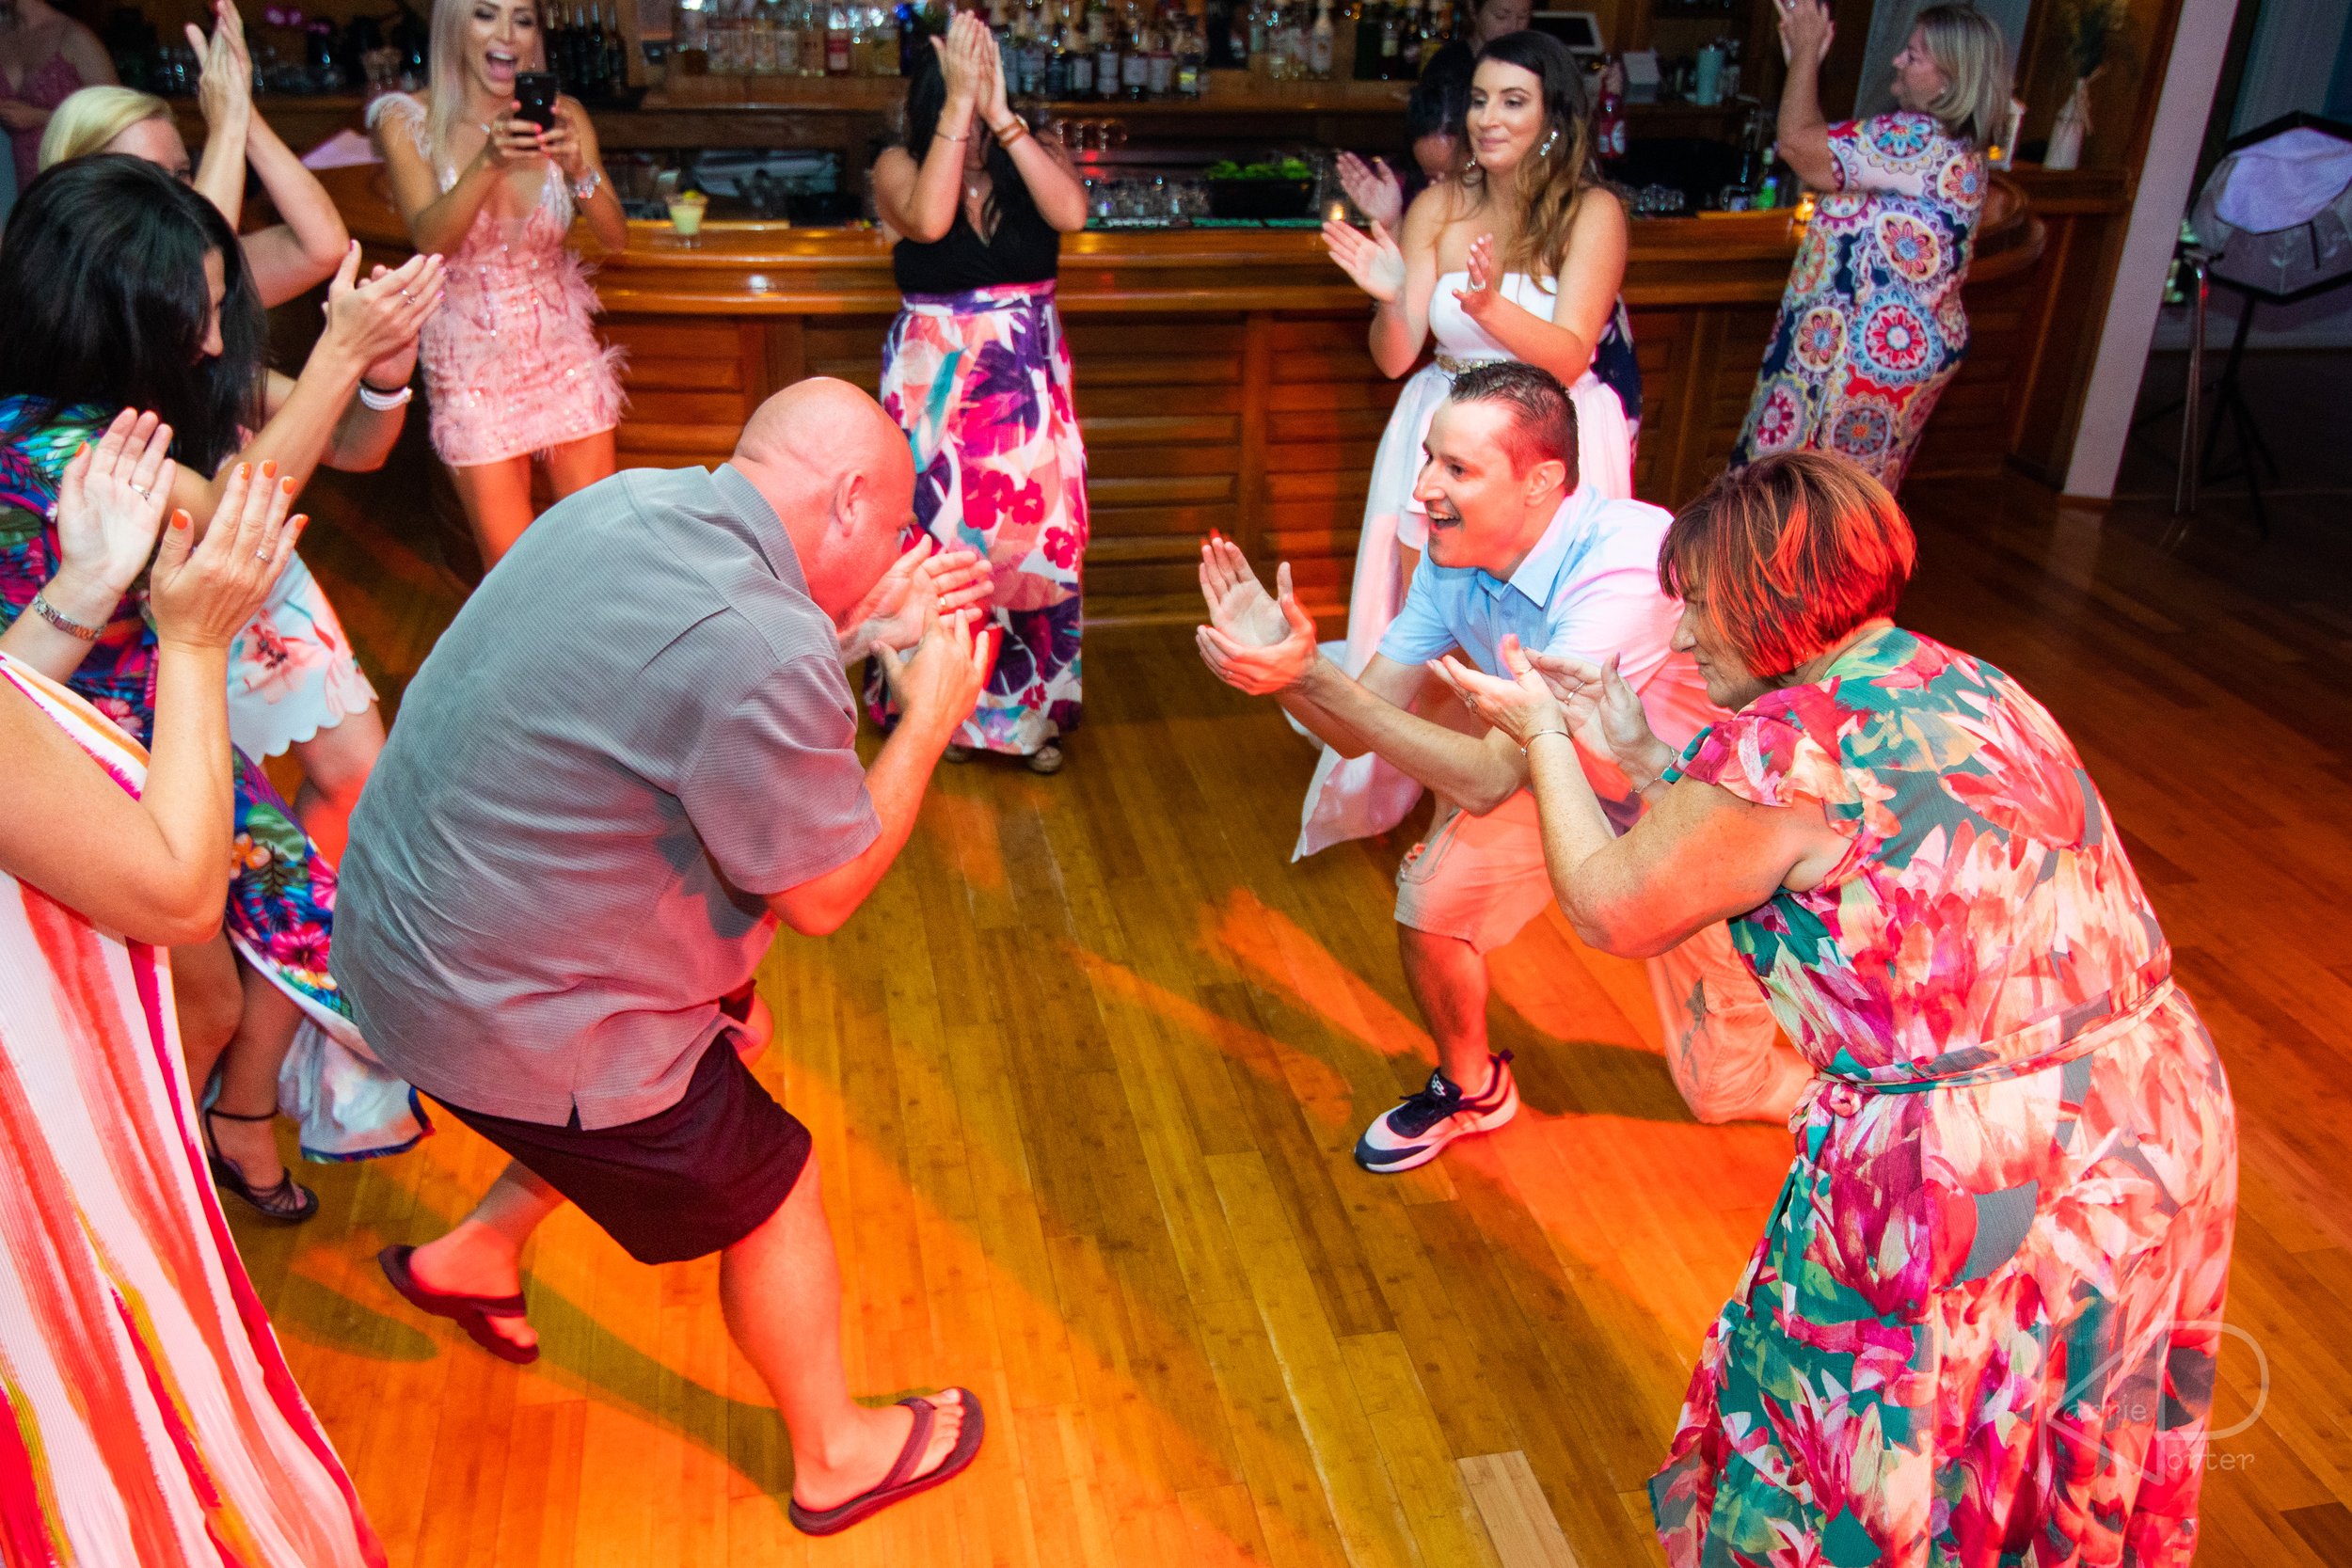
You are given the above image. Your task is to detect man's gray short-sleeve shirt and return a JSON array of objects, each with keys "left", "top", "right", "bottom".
[{"left": 335, "top": 465, "right": 879, "bottom": 1129}]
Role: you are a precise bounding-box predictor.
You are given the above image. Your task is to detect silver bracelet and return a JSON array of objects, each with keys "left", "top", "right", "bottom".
[
  {"left": 29, "top": 589, "right": 104, "bottom": 641},
  {"left": 357, "top": 380, "right": 414, "bottom": 412},
  {"left": 571, "top": 166, "right": 605, "bottom": 202},
  {"left": 1522, "top": 727, "right": 1572, "bottom": 752}
]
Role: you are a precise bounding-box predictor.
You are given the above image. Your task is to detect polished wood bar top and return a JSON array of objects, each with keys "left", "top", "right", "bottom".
[{"left": 321, "top": 165, "right": 2042, "bottom": 316}]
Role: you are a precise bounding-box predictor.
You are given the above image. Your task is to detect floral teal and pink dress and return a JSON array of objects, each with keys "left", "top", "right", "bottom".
[
  {"left": 0, "top": 403, "right": 425, "bottom": 1161},
  {"left": 1732, "top": 112, "right": 1988, "bottom": 491},
  {"left": 1649, "top": 626, "right": 2238, "bottom": 1567}
]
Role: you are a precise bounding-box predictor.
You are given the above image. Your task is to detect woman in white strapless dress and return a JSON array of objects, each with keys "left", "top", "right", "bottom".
[{"left": 1307, "top": 30, "right": 1641, "bottom": 855}]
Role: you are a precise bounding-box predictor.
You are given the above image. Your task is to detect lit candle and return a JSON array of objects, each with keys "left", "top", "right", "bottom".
[{"left": 1326, "top": 198, "right": 1349, "bottom": 224}]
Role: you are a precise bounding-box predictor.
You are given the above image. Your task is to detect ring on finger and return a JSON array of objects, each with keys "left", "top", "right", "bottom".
[
  {"left": 254, "top": 546, "right": 272, "bottom": 561},
  {"left": 132, "top": 484, "right": 151, "bottom": 499}
]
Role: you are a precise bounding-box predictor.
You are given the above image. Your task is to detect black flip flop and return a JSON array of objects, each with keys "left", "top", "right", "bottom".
[
  {"left": 787, "top": 1390, "right": 985, "bottom": 1537},
  {"left": 377, "top": 1244, "right": 539, "bottom": 1365}
]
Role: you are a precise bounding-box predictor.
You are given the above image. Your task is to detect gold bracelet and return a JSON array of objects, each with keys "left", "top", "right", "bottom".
[{"left": 993, "top": 119, "right": 1031, "bottom": 149}]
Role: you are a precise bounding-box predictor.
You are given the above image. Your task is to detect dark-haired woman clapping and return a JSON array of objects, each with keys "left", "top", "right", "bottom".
[
  {"left": 866, "top": 11, "right": 1089, "bottom": 773},
  {"left": 0, "top": 154, "right": 442, "bottom": 1216}
]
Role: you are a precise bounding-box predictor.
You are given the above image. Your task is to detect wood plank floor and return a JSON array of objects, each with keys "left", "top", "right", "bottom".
[{"left": 239, "top": 465, "right": 2352, "bottom": 1567}]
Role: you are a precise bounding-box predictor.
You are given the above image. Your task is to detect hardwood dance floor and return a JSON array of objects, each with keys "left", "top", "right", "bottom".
[{"left": 240, "top": 467, "right": 2352, "bottom": 1567}]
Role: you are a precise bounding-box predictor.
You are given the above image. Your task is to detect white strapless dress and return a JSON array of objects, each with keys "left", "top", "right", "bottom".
[{"left": 1294, "top": 272, "right": 1638, "bottom": 860}]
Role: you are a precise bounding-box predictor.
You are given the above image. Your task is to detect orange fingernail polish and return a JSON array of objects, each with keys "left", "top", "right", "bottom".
[
  {"left": 237, "top": 464, "right": 249, "bottom": 480},
  {"left": 282, "top": 477, "right": 297, "bottom": 496},
  {"left": 171, "top": 511, "right": 191, "bottom": 529},
  {"left": 261, "top": 460, "right": 278, "bottom": 479}
]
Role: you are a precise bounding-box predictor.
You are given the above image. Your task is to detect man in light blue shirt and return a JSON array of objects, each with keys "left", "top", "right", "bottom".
[{"left": 1198, "top": 364, "right": 1806, "bottom": 1172}]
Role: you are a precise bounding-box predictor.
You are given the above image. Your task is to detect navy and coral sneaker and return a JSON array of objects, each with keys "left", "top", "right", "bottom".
[{"left": 1353, "top": 1052, "right": 1518, "bottom": 1173}]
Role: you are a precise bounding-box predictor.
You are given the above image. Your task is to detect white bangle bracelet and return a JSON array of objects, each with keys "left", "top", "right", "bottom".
[
  {"left": 571, "top": 167, "right": 605, "bottom": 202},
  {"left": 358, "top": 380, "right": 414, "bottom": 412}
]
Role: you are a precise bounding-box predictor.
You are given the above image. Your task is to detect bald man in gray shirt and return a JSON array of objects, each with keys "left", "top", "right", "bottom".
[{"left": 339, "top": 380, "right": 996, "bottom": 1536}]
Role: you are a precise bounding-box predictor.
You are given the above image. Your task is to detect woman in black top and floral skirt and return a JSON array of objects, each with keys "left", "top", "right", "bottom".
[{"left": 869, "top": 12, "right": 1089, "bottom": 772}]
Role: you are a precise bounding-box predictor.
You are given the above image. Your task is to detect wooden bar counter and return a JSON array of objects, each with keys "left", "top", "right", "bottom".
[{"left": 325, "top": 165, "right": 2052, "bottom": 624}]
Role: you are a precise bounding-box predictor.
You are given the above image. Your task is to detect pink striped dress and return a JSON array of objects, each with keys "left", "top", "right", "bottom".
[{"left": 0, "top": 654, "right": 381, "bottom": 1566}]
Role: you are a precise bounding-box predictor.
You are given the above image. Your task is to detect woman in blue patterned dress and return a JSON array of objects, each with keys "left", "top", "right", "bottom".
[{"left": 1731, "top": 2, "right": 2010, "bottom": 490}]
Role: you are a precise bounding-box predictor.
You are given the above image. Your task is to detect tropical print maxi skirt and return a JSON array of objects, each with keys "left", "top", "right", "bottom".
[{"left": 871, "top": 279, "right": 1088, "bottom": 755}]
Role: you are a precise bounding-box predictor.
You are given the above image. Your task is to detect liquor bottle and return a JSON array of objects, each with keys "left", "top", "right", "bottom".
[
  {"left": 1376, "top": 0, "right": 1399, "bottom": 79},
  {"left": 1309, "top": 0, "right": 1332, "bottom": 78},
  {"left": 675, "top": 0, "right": 708, "bottom": 67},
  {"left": 1094, "top": 11, "right": 1120, "bottom": 99},
  {"left": 1398, "top": 0, "right": 1422, "bottom": 74},
  {"left": 1067, "top": 10, "right": 1093, "bottom": 93},
  {"left": 1593, "top": 57, "right": 1627, "bottom": 159},
  {"left": 1176, "top": 6, "right": 1203, "bottom": 93},
  {"left": 1351, "top": 0, "right": 1377, "bottom": 78},
  {"left": 1044, "top": 11, "right": 1071, "bottom": 96},
  {"left": 1247, "top": 0, "right": 1269, "bottom": 73},
  {"left": 1146, "top": 3, "right": 1173, "bottom": 95},
  {"left": 602, "top": 1, "right": 628, "bottom": 89},
  {"left": 825, "top": 0, "right": 850, "bottom": 73},
  {"left": 1120, "top": 0, "right": 1147, "bottom": 97},
  {"left": 1025, "top": 6, "right": 1050, "bottom": 94}
]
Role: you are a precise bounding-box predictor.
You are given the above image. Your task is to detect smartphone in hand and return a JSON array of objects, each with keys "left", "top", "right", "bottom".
[{"left": 514, "top": 71, "right": 559, "bottom": 131}]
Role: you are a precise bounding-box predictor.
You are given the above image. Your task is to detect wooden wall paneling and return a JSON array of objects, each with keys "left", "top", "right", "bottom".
[
  {"left": 605, "top": 314, "right": 752, "bottom": 469},
  {"left": 1235, "top": 313, "right": 1277, "bottom": 562},
  {"left": 799, "top": 319, "right": 892, "bottom": 394},
  {"left": 1068, "top": 315, "right": 1253, "bottom": 617},
  {"left": 760, "top": 316, "right": 809, "bottom": 402},
  {"left": 1263, "top": 315, "right": 1402, "bottom": 621}
]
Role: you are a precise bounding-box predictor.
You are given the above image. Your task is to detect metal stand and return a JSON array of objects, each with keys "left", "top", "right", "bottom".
[{"left": 2169, "top": 254, "right": 2207, "bottom": 528}]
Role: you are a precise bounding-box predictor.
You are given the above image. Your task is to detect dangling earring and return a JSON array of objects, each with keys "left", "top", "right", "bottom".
[{"left": 1538, "top": 128, "right": 1559, "bottom": 158}]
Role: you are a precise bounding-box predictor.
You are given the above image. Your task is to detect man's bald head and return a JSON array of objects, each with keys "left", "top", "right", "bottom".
[{"left": 726, "top": 377, "right": 917, "bottom": 623}]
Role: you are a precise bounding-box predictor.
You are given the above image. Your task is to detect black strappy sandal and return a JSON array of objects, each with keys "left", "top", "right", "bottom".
[{"left": 201, "top": 1105, "right": 320, "bottom": 1224}]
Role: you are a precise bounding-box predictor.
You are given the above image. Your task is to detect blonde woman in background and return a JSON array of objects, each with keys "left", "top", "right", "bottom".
[
  {"left": 370, "top": 0, "right": 628, "bottom": 567},
  {"left": 40, "top": 1, "right": 347, "bottom": 307},
  {"left": 1730, "top": 0, "right": 2010, "bottom": 489}
]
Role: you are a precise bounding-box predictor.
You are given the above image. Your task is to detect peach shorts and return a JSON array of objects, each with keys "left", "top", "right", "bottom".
[{"left": 1393, "top": 791, "right": 1807, "bottom": 1124}]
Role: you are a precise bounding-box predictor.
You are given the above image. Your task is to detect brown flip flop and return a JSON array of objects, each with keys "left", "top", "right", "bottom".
[
  {"left": 787, "top": 1390, "right": 985, "bottom": 1536},
  {"left": 377, "top": 1244, "right": 539, "bottom": 1365}
]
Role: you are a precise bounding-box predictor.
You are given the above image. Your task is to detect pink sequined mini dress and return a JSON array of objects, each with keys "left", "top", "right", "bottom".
[{"left": 368, "top": 93, "right": 625, "bottom": 467}]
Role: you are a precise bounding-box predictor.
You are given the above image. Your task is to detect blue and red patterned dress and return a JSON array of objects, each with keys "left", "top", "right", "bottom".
[
  {"left": 1731, "top": 112, "right": 1989, "bottom": 490},
  {"left": 0, "top": 402, "right": 424, "bottom": 1160},
  {"left": 1649, "top": 626, "right": 2238, "bottom": 1567}
]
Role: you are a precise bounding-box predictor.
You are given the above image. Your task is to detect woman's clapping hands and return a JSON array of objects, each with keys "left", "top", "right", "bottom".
[
  {"left": 1325, "top": 216, "right": 1408, "bottom": 304},
  {"left": 1453, "top": 231, "right": 1504, "bottom": 323},
  {"left": 321, "top": 242, "right": 445, "bottom": 389},
  {"left": 51, "top": 410, "right": 178, "bottom": 610},
  {"left": 1428, "top": 635, "right": 1672, "bottom": 781},
  {"left": 1774, "top": 0, "right": 1835, "bottom": 69},
  {"left": 1334, "top": 151, "right": 1406, "bottom": 235},
  {"left": 186, "top": 0, "right": 253, "bottom": 133},
  {"left": 150, "top": 460, "right": 305, "bottom": 654}
]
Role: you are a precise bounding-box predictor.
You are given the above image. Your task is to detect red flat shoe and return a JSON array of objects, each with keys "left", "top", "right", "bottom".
[
  {"left": 377, "top": 1244, "right": 539, "bottom": 1365},
  {"left": 787, "top": 1391, "right": 985, "bottom": 1536}
]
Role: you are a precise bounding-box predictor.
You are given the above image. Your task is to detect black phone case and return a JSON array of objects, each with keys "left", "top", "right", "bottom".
[{"left": 515, "top": 72, "right": 559, "bottom": 130}]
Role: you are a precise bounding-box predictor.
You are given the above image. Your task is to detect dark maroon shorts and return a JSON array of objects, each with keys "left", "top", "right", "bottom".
[{"left": 434, "top": 1016, "right": 808, "bottom": 1266}]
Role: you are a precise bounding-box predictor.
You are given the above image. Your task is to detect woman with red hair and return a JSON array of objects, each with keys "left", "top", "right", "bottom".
[{"left": 1433, "top": 451, "right": 2238, "bottom": 1565}]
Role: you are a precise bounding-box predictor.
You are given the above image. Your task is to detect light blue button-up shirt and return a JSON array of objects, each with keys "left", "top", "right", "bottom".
[{"left": 1377, "top": 486, "right": 1720, "bottom": 808}]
